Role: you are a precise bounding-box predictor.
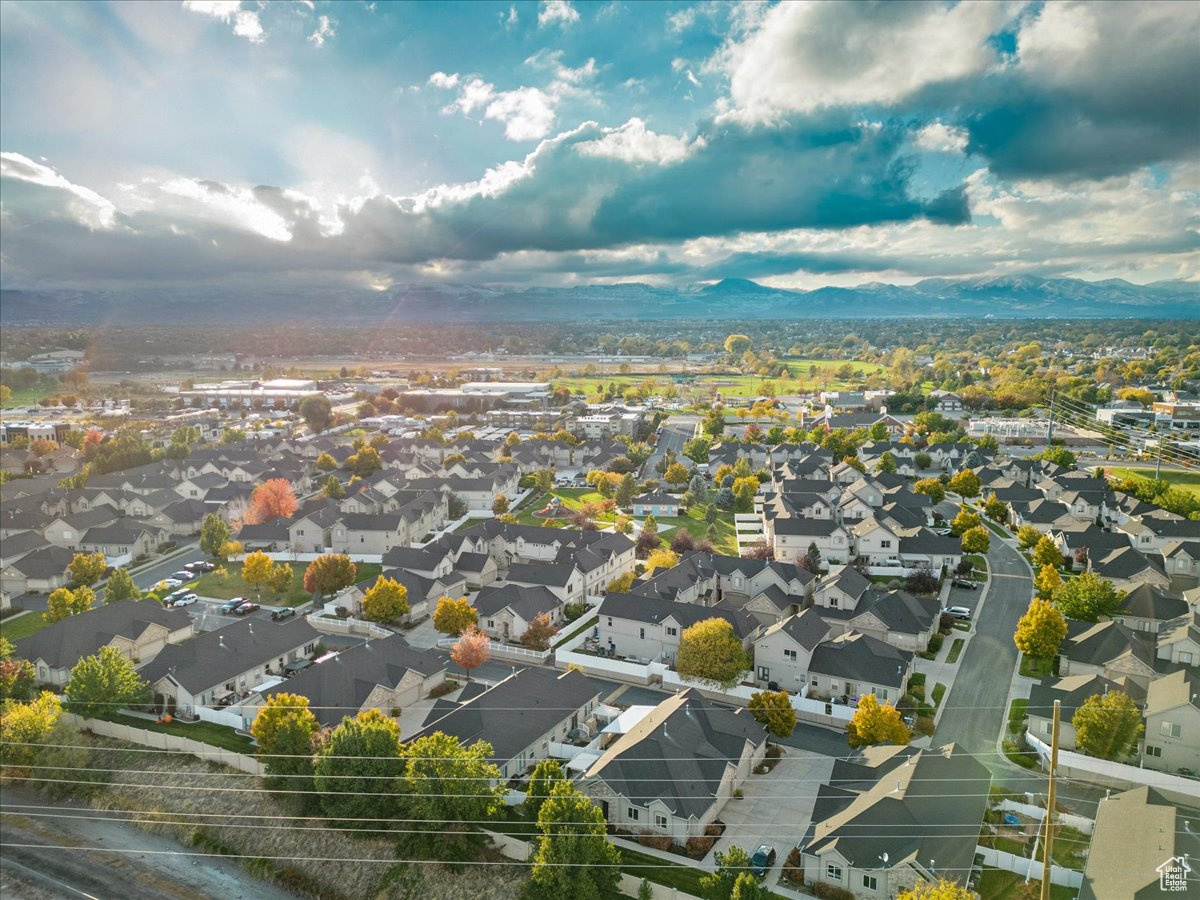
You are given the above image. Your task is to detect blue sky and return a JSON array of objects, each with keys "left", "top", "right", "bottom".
[{"left": 0, "top": 0, "right": 1197, "bottom": 292}]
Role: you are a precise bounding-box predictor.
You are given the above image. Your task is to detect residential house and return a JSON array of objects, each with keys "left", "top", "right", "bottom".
[
  {"left": 14, "top": 600, "right": 194, "bottom": 687},
  {"left": 1089, "top": 546, "right": 1172, "bottom": 591},
  {"left": 580, "top": 689, "right": 768, "bottom": 841},
  {"left": 79, "top": 522, "right": 167, "bottom": 565},
  {"left": 0, "top": 544, "right": 76, "bottom": 595},
  {"left": 807, "top": 631, "right": 913, "bottom": 705},
  {"left": 1142, "top": 669, "right": 1200, "bottom": 774},
  {"left": 1113, "top": 583, "right": 1189, "bottom": 633},
  {"left": 504, "top": 561, "right": 585, "bottom": 604},
  {"left": 141, "top": 618, "right": 321, "bottom": 717},
  {"left": 1157, "top": 612, "right": 1200, "bottom": 667},
  {"left": 1163, "top": 540, "right": 1200, "bottom": 581},
  {"left": 753, "top": 608, "right": 831, "bottom": 691},
  {"left": 595, "top": 592, "right": 759, "bottom": 665},
  {"left": 413, "top": 667, "right": 602, "bottom": 780},
  {"left": 1058, "top": 619, "right": 1159, "bottom": 688},
  {"left": 1026, "top": 674, "right": 1143, "bottom": 752},
  {"left": 473, "top": 583, "right": 564, "bottom": 644},
  {"left": 767, "top": 517, "right": 852, "bottom": 565},
  {"left": 631, "top": 491, "right": 680, "bottom": 517}
]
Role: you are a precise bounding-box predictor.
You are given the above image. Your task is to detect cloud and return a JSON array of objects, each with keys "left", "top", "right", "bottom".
[
  {"left": 577, "top": 118, "right": 696, "bottom": 165},
  {"left": 538, "top": 0, "right": 579, "bottom": 28},
  {"left": 716, "top": 1, "right": 1015, "bottom": 120},
  {"left": 307, "top": 15, "right": 336, "bottom": 48},
  {"left": 428, "top": 71, "right": 460, "bottom": 90},
  {"left": 181, "top": 0, "right": 265, "bottom": 44},
  {"left": 0, "top": 152, "right": 117, "bottom": 228},
  {"left": 915, "top": 121, "right": 969, "bottom": 154}
]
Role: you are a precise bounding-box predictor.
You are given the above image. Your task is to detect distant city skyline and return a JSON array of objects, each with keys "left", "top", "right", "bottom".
[{"left": 1, "top": 0, "right": 1197, "bottom": 292}]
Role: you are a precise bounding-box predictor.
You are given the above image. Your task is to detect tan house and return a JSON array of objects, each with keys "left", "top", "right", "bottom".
[{"left": 1142, "top": 669, "right": 1200, "bottom": 775}]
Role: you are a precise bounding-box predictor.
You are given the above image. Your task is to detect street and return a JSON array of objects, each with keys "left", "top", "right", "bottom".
[{"left": 644, "top": 415, "right": 697, "bottom": 476}]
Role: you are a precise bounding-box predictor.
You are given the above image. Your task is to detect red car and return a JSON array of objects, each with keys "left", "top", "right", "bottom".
[{"left": 233, "top": 601, "right": 260, "bottom": 616}]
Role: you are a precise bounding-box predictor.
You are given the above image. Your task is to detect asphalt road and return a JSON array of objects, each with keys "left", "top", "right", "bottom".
[
  {"left": 130, "top": 543, "right": 201, "bottom": 591},
  {"left": 644, "top": 416, "right": 697, "bottom": 477}
]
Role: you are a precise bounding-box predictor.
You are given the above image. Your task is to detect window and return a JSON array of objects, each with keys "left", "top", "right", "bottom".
[
  {"left": 862, "top": 874, "right": 878, "bottom": 891},
  {"left": 627, "top": 807, "right": 639, "bottom": 821},
  {"left": 1161, "top": 721, "right": 1182, "bottom": 738},
  {"left": 826, "top": 863, "right": 842, "bottom": 881},
  {"left": 811, "top": 676, "right": 819, "bottom": 686},
  {"left": 666, "top": 626, "right": 677, "bottom": 637},
  {"left": 1041, "top": 720, "right": 1053, "bottom": 735},
  {"left": 880, "top": 539, "right": 891, "bottom": 549},
  {"left": 1146, "top": 745, "right": 1162, "bottom": 757},
  {"left": 654, "top": 813, "right": 667, "bottom": 829},
  {"left": 784, "top": 649, "right": 797, "bottom": 662},
  {"left": 607, "top": 617, "right": 613, "bottom": 627},
  {"left": 304, "top": 643, "right": 315, "bottom": 654},
  {"left": 758, "top": 666, "right": 770, "bottom": 681},
  {"left": 1180, "top": 651, "right": 1194, "bottom": 665},
  {"left": 640, "top": 628, "right": 645, "bottom": 639}
]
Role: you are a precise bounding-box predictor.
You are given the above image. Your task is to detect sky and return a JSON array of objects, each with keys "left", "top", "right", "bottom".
[{"left": 0, "top": 0, "right": 1197, "bottom": 293}]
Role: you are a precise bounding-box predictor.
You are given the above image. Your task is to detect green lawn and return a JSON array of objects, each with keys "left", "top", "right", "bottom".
[
  {"left": 0, "top": 611, "right": 51, "bottom": 642},
  {"left": 932, "top": 683, "right": 947, "bottom": 708},
  {"left": 947, "top": 638, "right": 965, "bottom": 664},
  {"left": 616, "top": 847, "right": 788, "bottom": 900},
  {"left": 656, "top": 504, "right": 738, "bottom": 555},
  {"left": 100, "top": 712, "right": 255, "bottom": 753},
  {"left": 1108, "top": 467, "right": 1200, "bottom": 499},
  {"left": 1007, "top": 698, "right": 1029, "bottom": 735},
  {"left": 967, "top": 553, "right": 989, "bottom": 575},
  {"left": 192, "top": 561, "right": 381, "bottom": 607},
  {"left": 976, "top": 867, "right": 1075, "bottom": 900},
  {"left": 0, "top": 385, "right": 55, "bottom": 408},
  {"left": 1019, "top": 655, "right": 1055, "bottom": 678}
]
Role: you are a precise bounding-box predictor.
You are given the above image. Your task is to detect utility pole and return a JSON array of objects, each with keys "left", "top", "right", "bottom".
[
  {"left": 1155, "top": 441, "right": 1164, "bottom": 480},
  {"left": 1040, "top": 699, "right": 1061, "bottom": 900},
  {"left": 1046, "top": 388, "right": 1055, "bottom": 445}
]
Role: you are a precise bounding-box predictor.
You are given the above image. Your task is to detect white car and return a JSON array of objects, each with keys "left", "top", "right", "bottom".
[
  {"left": 172, "top": 593, "right": 199, "bottom": 607},
  {"left": 155, "top": 578, "right": 184, "bottom": 590},
  {"left": 943, "top": 605, "right": 973, "bottom": 620}
]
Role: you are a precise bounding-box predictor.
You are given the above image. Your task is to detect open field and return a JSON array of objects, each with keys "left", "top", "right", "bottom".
[
  {"left": 192, "top": 560, "right": 382, "bottom": 606},
  {"left": 0, "top": 385, "right": 55, "bottom": 408},
  {"left": 1107, "top": 466, "right": 1200, "bottom": 499}
]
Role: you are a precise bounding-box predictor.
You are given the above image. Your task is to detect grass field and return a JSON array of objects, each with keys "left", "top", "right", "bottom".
[
  {"left": 192, "top": 561, "right": 382, "bottom": 607},
  {"left": 1107, "top": 467, "right": 1200, "bottom": 499},
  {"left": 100, "top": 711, "right": 255, "bottom": 753},
  {"left": 0, "top": 610, "right": 51, "bottom": 642},
  {"left": 0, "top": 385, "right": 55, "bottom": 408},
  {"left": 656, "top": 506, "right": 738, "bottom": 555}
]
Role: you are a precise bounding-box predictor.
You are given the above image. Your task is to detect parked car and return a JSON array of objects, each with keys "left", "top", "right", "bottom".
[
  {"left": 220, "top": 597, "right": 247, "bottom": 614},
  {"left": 951, "top": 579, "right": 978, "bottom": 589},
  {"left": 171, "top": 570, "right": 195, "bottom": 582},
  {"left": 270, "top": 607, "right": 296, "bottom": 621},
  {"left": 943, "top": 605, "right": 973, "bottom": 619},
  {"left": 750, "top": 845, "right": 777, "bottom": 877},
  {"left": 185, "top": 560, "right": 215, "bottom": 572},
  {"left": 172, "top": 593, "right": 199, "bottom": 607},
  {"left": 156, "top": 578, "right": 184, "bottom": 591},
  {"left": 234, "top": 601, "right": 260, "bottom": 616}
]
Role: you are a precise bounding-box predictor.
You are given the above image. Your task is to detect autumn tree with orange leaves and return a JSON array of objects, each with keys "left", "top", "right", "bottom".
[
  {"left": 245, "top": 478, "right": 299, "bottom": 525},
  {"left": 451, "top": 628, "right": 490, "bottom": 681}
]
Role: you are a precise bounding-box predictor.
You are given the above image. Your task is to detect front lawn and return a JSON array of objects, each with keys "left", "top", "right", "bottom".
[
  {"left": 0, "top": 611, "right": 50, "bottom": 642},
  {"left": 1007, "top": 698, "right": 1028, "bottom": 735},
  {"left": 192, "top": 561, "right": 381, "bottom": 607},
  {"left": 976, "top": 867, "right": 1075, "bottom": 900},
  {"left": 947, "top": 638, "right": 965, "bottom": 663},
  {"left": 1019, "top": 654, "right": 1056, "bottom": 678},
  {"left": 99, "top": 712, "right": 255, "bottom": 753},
  {"left": 967, "top": 554, "right": 989, "bottom": 575},
  {"left": 656, "top": 504, "right": 738, "bottom": 555}
]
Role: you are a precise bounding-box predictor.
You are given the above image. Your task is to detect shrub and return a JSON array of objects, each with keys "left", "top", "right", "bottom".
[
  {"left": 915, "top": 716, "right": 935, "bottom": 736},
  {"left": 782, "top": 847, "right": 805, "bottom": 886},
  {"left": 810, "top": 882, "right": 856, "bottom": 900},
  {"left": 686, "top": 834, "right": 717, "bottom": 858},
  {"left": 926, "top": 634, "right": 944, "bottom": 655},
  {"left": 637, "top": 832, "right": 673, "bottom": 851}
]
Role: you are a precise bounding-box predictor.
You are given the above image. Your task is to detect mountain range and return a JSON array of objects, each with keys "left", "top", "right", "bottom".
[{"left": 1, "top": 276, "right": 1196, "bottom": 325}]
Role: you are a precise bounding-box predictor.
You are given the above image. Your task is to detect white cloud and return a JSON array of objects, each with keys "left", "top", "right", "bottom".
[
  {"left": 158, "top": 177, "right": 292, "bottom": 241},
  {"left": 577, "top": 118, "right": 696, "bottom": 165},
  {"left": 483, "top": 87, "right": 557, "bottom": 141},
  {"left": 428, "top": 71, "right": 460, "bottom": 90},
  {"left": 538, "top": 0, "right": 579, "bottom": 28},
  {"left": 505, "top": 5, "right": 519, "bottom": 27},
  {"left": 307, "top": 15, "right": 336, "bottom": 48},
  {"left": 915, "top": 121, "right": 969, "bottom": 154},
  {"left": 685, "top": 69, "right": 700, "bottom": 88},
  {"left": 0, "top": 152, "right": 117, "bottom": 228},
  {"left": 667, "top": 7, "right": 698, "bottom": 33},
  {"left": 716, "top": 1, "right": 1017, "bottom": 120},
  {"left": 181, "top": 0, "right": 265, "bottom": 44}
]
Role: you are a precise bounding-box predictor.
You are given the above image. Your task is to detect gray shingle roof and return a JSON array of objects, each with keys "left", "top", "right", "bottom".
[
  {"left": 473, "top": 583, "right": 562, "bottom": 620},
  {"left": 598, "top": 592, "right": 758, "bottom": 639},
  {"left": 809, "top": 631, "right": 913, "bottom": 688},
  {"left": 14, "top": 600, "right": 191, "bottom": 670}
]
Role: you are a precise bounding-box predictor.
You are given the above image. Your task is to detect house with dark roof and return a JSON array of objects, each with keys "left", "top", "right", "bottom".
[
  {"left": 580, "top": 689, "right": 767, "bottom": 841},
  {"left": 767, "top": 516, "right": 852, "bottom": 565},
  {"left": 596, "top": 592, "right": 760, "bottom": 665},
  {"left": 753, "top": 608, "right": 831, "bottom": 691},
  {"left": 260, "top": 636, "right": 446, "bottom": 728},
  {"left": 504, "top": 560, "right": 585, "bottom": 603},
  {"left": 807, "top": 631, "right": 914, "bottom": 705},
  {"left": 840, "top": 590, "right": 941, "bottom": 654},
  {"left": 1162, "top": 539, "right": 1200, "bottom": 581},
  {"left": 1058, "top": 619, "right": 1159, "bottom": 688},
  {"left": 631, "top": 491, "right": 679, "bottom": 517},
  {"left": 141, "top": 617, "right": 321, "bottom": 717},
  {"left": 1089, "top": 545, "right": 1171, "bottom": 591},
  {"left": 473, "top": 583, "right": 564, "bottom": 644},
  {"left": 0, "top": 544, "right": 76, "bottom": 595},
  {"left": 14, "top": 600, "right": 194, "bottom": 687},
  {"left": 1026, "top": 674, "right": 1144, "bottom": 752},
  {"left": 798, "top": 743, "right": 990, "bottom": 900},
  {"left": 1142, "top": 668, "right": 1200, "bottom": 775},
  {"left": 412, "top": 667, "right": 601, "bottom": 780},
  {"left": 1156, "top": 611, "right": 1200, "bottom": 667},
  {"left": 79, "top": 521, "right": 168, "bottom": 564},
  {"left": 1113, "top": 583, "right": 1189, "bottom": 634}
]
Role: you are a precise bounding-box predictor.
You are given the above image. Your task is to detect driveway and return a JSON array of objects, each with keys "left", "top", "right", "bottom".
[{"left": 708, "top": 749, "right": 835, "bottom": 888}]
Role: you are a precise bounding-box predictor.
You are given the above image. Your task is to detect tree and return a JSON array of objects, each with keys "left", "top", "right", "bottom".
[
  {"left": 1034, "top": 563, "right": 1062, "bottom": 600},
  {"left": 676, "top": 618, "right": 751, "bottom": 689},
  {"left": 664, "top": 462, "right": 690, "bottom": 486},
  {"left": 299, "top": 395, "right": 333, "bottom": 433},
  {"left": 682, "top": 437, "right": 711, "bottom": 465},
  {"left": 433, "top": 596, "right": 477, "bottom": 636},
  {"left": 1031, "top": 535, "right": 1063, "bottom": 570},
  {"left": 65, "top": 645, "right": 151, "bottom": 719},
  {"left": 614, "top": 473, "right": 637, "bottom": 508},
  {"left": 303, "top": 554, "right": 357, "bottom": 598},
  {"left": 0, "top": 637, "right": 36, "bottom": 703},
  {"left": 724, "top": 334, "right": 752, "bottom": 356},
  {"left": 914, "top": 451, "right": 932, "bottom": 470},
  {"left": 1, "top": 691, "right": 62, "bottom": 770},
  {"left": 960, "top": 526, "right": 990, "bottom": 555},
  {"left": 522, "top": 781, "right": 621, "bottom": 900},
  {"left": 251, "top": 692, "right": 320, "bottom": 790},
  {"left": 699, "top": 845, "right": 754, "bottom": 900},
  {"left": 906, "top": 568, "right": 940, "bottom": 595},
  {"left": 1014, "top": 598, "right": 1067, "bottom": 660},
  {"left": 847, "top": 693, "right": 911, "bottom": 748},
  {"left": 1016, "top": 524, "right": 1043, "bottom": 550},
  {"left": 733, "top": 476, "right": 758, "bottom": 513},
  {"left": 199, "top": 513, "right": 230, "bottom": 559},
  {"left": 246, "top": 478, "right": 298, "bottom": 524},
  {"left": 645, "top": 548, "right": 680, "bottom": 574},
  {"left": 322, "top": 474, "right": 346, "bottom": 499},
  {"left": 1035, "top": 445, "right": 1076, "bottom": 469},
  {"left": 219, "top": 539, "right": 243, "bottom": 561},
  {"left": 749, "top": 690, "right": 797, "bottom": 738},
  {"left": 362, "top": 576, "right": 410, "bottom": 624},
  {"left": 702, "top": 407, "right": 726, "bottom": 438},
  {"left": 1052, "top": 571, "right": 1125, "bottom": 621},
  {"left": 1072, "top": 691, "right": 1143, "bottom": 760},
  {"left": 947, "top": 468, "right": 980, "bottom": 498},
  {"left": 950, "top": 507, "right": 982, "bottom": 536},
  {"left": 314, "top": 709, "right": 404, "bottom": 828},
  {"left": 526, "top": 758, "right": 565, "bottom": 821},
  {"left": 45, "top": 586, "right": 94, "bottom": 623},
  {"left": 104, "top": 568, "right": 141, "bottom": 603},
  {"left": 982, "top": 492, "right": 1008, "bottom": 523},
  {"left": 68, "top": 552, "right": 107, "bottom": 587},
  {"left": 606, "top": 572, "right": 635, "bottom": 593},
  {"left": 241, "top": 550, "right": 274, "bottom": 598},
  {"left": 898, "top": 880, "right": 974, "bottom": 900},
  {"left": 520, "top": 612, "right": 559, "bottom": 650},
  {"left": 913, "top": 478, "right": 945, "bottom": 504},
  {"left": 797, "top": 541, "right": 822, "bottom": 574},
  {"left": 403, "top": 731, "right": 505, "bottom": 858},
  {"left": 315, "top": 451, "right": 338, "bottom": 472},
  {"left": 731, "top": 873, "right": 769, "bottom": 900},
  {"left": 492, "top": 493, "right": 510, "bottom": 516},
  {"left": 533, "top": 469, "right": 554, "bottom": 492},
  {"left": 876, "top": 451, "right": 897, "bottom": 474},
  {"left": 268, "top": 562, "right": 293, "bottom": 597},
  {"left": 346, "top": 445, "right": 382, "bottom": 477},
  {"left": 447, "top": 491, "right": 468, "bottom": 519},
  {"left": 450, "top": 627, "right": 490, "bottom": 680}
]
